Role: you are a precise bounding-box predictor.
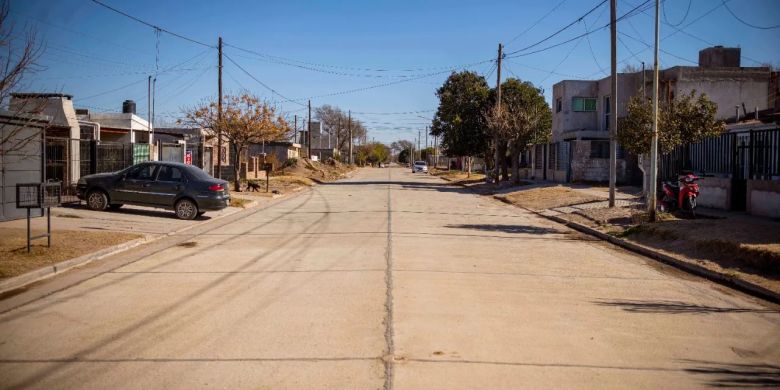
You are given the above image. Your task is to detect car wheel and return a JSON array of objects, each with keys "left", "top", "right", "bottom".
[
  {"left": 108, "top": 204, "right": 123, "bottom": 210},
  {"left": 175, "top": 198, "right": 198, "bottom": 220},
  {"left": 87, "top": 190, "right": 108, "bottom": 211}
]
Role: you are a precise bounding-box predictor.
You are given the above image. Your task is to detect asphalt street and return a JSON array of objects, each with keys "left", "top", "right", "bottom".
[{"left": 1, "top": 167, "right": 778, "bottom": 389}]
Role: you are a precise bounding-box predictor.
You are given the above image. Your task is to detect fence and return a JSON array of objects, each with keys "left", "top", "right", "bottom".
[
  {"left": 659, "top": 128, "right": 780, "bottom": 181},
  {"left": 45, "top": 137, "right": 150, "bottom": 202}
]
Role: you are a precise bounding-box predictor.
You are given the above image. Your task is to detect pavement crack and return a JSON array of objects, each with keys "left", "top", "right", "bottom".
[{"left": 383, "top": 168, "right": 395, "bottom": 390}]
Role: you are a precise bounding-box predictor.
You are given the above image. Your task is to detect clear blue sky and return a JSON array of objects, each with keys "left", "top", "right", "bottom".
[{"left": 9, "top": 0, "right": 780, "bottom": 144}]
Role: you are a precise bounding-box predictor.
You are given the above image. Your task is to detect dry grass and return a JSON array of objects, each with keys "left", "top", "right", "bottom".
[
  {"left": 432, "top": 169, "right": 486, "bottom": 185},
  {"left": 0, "top": 228, "right": 141, "bottom": 279},
  {"left": 229, "top": 197, "right": 252, "bottom": 208},
  {"left": 497, "top": 186, "right": 602, "bottom": 210},
  {"left": 560, "top": 206, "right": 780, "bottom": 293}
]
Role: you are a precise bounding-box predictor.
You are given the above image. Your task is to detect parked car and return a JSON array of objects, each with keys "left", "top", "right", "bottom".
[
  {"left": 76, "top": 161, "right": 230, "bottom": 220},
  {"left": 412, "top": 161, "right": 428, "bottom": 173}
]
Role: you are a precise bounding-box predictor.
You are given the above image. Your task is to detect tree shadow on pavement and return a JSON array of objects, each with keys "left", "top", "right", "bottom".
[
  {"left": 682, "top": 360, "right": 780, "bottom": 388},
  {"left": 593, "top": 299, "right": 779, "bottom": 315},
  {"left": 444, "top": 223, "right": 560, "bottom": 235}
]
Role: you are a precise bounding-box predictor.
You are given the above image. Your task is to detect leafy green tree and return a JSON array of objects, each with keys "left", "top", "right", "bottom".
[
  {"left": 420, "top": 147, "right": 435, "bottom": 161},
  {"left": 397, "top": 148, "right": 411, "bottom": 164},
  {"left": 355, "top": 142, "right": 390, "bottom": 166},
  {"left": 617, "top": 90, "right": 725, "bottom": 155},
  {"left": 391, "top": 140, "right": 414, "bottom": 163},
  {"left": 430, "top": 71, "right": 490, "bottom": 176},
  {"left": 485, "top": 78, "right": 551, "bottom": 184}
]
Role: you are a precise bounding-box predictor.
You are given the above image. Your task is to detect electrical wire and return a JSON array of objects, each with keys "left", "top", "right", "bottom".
[
  {"left": 506, "top": 0, "right": 569, "bottom": 45},
  {"left": 89, "top": 0, "right": 215, "bottom": 48},
  {"left": 505, "top": 0, "right": 608, "bottom": 56},
  {"left": 662, "top": 0, "right": 691, "bottom": 27},
  {"left": 582, "top": 8, "right": 608, "bottom": 76},
  {"left": 506, "top": 0, "right": 654, "bottom": 59},
  {"left": 722, "top": 0, "right": 780, "bottom": 30},
  {"left": 222, "top": 53, "right": 306, "bottom": 107}
]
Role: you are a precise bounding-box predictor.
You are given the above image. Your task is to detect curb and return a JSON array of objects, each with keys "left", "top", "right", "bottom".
[
  {"left": 503, "top": 197, "right": 780, "bottom": 305},
  {"left": 0, "top": 195, "right": 269, "bottom": 295},
  {"left": 436, "top": 175, "right": 780, "bottom": 305},
  {"left": 0, "top": 235, "right": 153, "bottom": 294}
]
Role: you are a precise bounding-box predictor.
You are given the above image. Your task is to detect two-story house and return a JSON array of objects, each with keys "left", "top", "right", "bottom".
[{"left": 550, "top": 46, "right": 774, "bottom": 184}]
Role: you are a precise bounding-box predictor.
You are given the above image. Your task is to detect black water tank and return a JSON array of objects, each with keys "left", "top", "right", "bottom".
[{"left": 122, "top": 100, "right": 136, "bottom": 114}]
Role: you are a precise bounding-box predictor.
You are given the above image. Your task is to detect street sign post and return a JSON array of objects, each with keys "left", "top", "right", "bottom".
[{"left": 16, "top": 182, "right": 61, "bottom": 253}]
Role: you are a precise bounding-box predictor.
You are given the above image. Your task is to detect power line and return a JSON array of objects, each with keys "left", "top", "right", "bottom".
[
  {"left": 662, "top": 0, "right": 691, "bottom": 27},
  {"left": 506, "top": 0, "right": 570, "bottom": 45},
  {"left": 505, "top": 0, "right": 608, "bottom": 56},
  {"left": 222, "top": 53, "right": 306, "bottom": 107},
  {"left": 506, "top": 0, "right": 654, "bottom": 59},
  {"left": 89, "top": 0, "right": 215, "bottom": 48},
  {"left": 722, "top": 0, "right": 780, "bottom": 30}
]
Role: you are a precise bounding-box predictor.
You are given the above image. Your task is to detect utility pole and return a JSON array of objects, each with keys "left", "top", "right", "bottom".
[
  {"left": 217, "top": 36, "right": 223, "bottom": 179},
  {"left": 608, "top": 0, "right": 617, "bottom": 207},
  {"left": 648, "top": 0, "right": 661, "bottom": 221},
  {"left": 495, "top": 43, "right": 503, "bottom": 181},
  {"left": 294, "top": 115, "right": 297, "bottom": 143},
  {"left": 348, "top": 110, "right": 353, "bottom": 164},
  {"left": 307, "top": 100, "right": 312, "bottom": 159},
  {"left": 418, "top": 129, "right": 421, "bottom": 161},
  {"left": 148, "top": 76, "right": 152, "bottom": 152}
]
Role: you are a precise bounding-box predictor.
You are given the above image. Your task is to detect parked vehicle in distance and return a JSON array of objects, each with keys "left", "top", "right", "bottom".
[
  {"left": 412, "top": 161, "right": 428, "bottom": 173},
  {"left": 77, "top": 161, "right": 230, "bottom": 220},
  {"left": 658, "top": 171, "right": 699, "bottom": 217}
]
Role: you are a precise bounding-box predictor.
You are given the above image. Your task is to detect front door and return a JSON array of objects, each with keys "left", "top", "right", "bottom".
[
  {"left": 114, "top": 163, "right": 158, "bottom": 204},
  {"left": 146, "top": 165, "right": 185, "bottom": 207}
]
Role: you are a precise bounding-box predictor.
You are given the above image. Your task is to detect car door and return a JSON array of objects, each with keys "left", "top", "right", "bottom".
[
  {"left": 114, "top": 163, "right": 159, "bottom": 204},
  {"left": 147, "top": 165, "right": 185, "bottom": 207}
]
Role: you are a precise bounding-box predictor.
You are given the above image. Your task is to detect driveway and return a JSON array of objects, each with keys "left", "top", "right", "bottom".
[{"left": 0, "top": 167, "right": 778, "bottom": 389}]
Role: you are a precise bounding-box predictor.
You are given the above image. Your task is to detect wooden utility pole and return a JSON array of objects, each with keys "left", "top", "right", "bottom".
[
  {"left": 307, "top": 100, "right": 312, "bottom": 159},
  {"left": 495, "top": 43, "right": 503, "bottom": 181},
  {"left": 609, "top": 0, "right": 617, "bottom": 207},
  {"left": 648, "top": 0, "right": 661, "bottom": 221},
  {"left": 217, "top": 36, "right": 223, "bottom": 179},
  {"left": 418, "top": 129, "right": 421, "bottom": 161},
  {"left": 148, "top": 76, "right": 152, "bottom": 148},
  {"left": 294, "top": 115, "right": 297, "bottom": 143},
  {"left": 348, "top": 110, "right": 353, "bottom": 164},
  {"left": 336, "top": 117, "right": 340, "bottom": 159}
]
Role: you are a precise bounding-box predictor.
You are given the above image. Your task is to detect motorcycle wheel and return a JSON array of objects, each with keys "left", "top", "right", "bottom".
[{"left": 683, "top": 196, "right": 696, "bottom": 219}]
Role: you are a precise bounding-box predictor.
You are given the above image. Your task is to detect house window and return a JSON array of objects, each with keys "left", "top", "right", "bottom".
[
  {"left": 604, "top": 96, "right": 611, "bottom": 131},
  {"left": 590, "top": 141, "right": 610, "bottom": 159},
  {"left": 572, "top": 97, "right": 597, "bottom": 112},
  {"left": 556, "top": 98, "right": 562, "bottom": 113}
]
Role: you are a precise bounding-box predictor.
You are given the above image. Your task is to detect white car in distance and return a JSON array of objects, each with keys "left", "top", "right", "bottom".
[{"left": 412, "top": 161, "right": 428, "bottom": 173}]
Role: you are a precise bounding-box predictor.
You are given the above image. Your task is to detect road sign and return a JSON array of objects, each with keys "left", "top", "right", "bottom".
[{"left": 185, "top": 150, "right": 193, "bottom": 165}]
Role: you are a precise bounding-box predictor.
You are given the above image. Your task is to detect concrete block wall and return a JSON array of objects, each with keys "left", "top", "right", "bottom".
[
  {"left": 568, "top": 140, "right": 628, "bottom": 183},
  {"left": 747, "top": 180, "right": 780, "bottom": 218},
  {"left": 696, "top": 177, "right": 731, "bottom": 210}
]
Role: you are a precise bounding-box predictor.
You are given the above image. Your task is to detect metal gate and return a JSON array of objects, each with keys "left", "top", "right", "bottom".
[{"left": 160, "top": 142, "right": 184, "bottom": 162}]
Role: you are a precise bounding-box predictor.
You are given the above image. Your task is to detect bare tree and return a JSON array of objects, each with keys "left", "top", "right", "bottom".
[
  {"left": 185, "top": 93, "right": 290, "bottom": 191},
  {"left": 0, "top": 0, "right": 45, "bottom": 157},
  {"left": 314, "top": 104, "right": 366, "bottom": 153}
]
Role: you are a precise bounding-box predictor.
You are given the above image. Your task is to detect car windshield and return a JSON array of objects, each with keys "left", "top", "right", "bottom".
[{"left": 414, "top": 161, "right": 426, "bottom": 165}]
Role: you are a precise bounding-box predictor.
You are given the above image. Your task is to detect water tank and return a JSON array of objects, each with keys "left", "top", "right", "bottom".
[{"left": 122, "top": 100, "right": 136, "bottom": 114}]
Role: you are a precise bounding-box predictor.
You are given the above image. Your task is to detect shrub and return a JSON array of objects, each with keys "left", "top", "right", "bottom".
[{"left": 282, "top": 157, "right": 298, "bottom": 168}]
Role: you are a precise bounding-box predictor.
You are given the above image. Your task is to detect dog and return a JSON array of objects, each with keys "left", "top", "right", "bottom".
[{"left": 247, "top": 181, "right": 262, "bottom": 192}]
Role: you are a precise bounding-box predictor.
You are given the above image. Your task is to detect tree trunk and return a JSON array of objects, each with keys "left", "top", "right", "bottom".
[
  {"left": 500, "top": 141, "right": 509, "bottom": 182},
  {"left": 493, "top": 139, "right": 501, "bottom": 183},
  {"left": 466, "top": 156, "right": 472, "bottom": 177},
  {"left": 511, "top": 141, "right": 520, "bottom": 184},
  {"left": 232, "top": 143, "right": 242, "bottom": 192}
]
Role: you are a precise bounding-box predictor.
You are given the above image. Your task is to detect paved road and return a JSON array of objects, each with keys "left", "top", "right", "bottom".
[{"left": 1, "top": 167, "right": 778, "bottom": 389}]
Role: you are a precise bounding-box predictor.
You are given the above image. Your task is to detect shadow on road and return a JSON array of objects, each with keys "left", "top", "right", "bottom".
[
  {"left": 593, "top": 299, "right": 779, "bottom": 315},
  {"left": 445, "top": 223, "right": 560, "bottom": 235},
  {"left": 682, "top": 360, "right": 780, "bottom": 388}
]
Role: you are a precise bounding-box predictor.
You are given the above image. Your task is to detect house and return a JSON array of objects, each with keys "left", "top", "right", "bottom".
[
  {"left": 9, "top": 94, "right": 155, "bottom": 192},
  {"left": 0, "top": 109, "right": 50, "bottom": 221},
  {"left": 549, "top": 46, "right": 774, "bottom": 184},
  {"left": 154, "top": 127, "right": 229, "bottom": 177},
  {"left": 297, "top": 121, "right": 340, "bottom": 160}
]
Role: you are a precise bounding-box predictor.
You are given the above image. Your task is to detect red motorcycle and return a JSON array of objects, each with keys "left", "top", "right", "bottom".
[{"left": 658, "top": 172, "right": 699, "bottom": 217}]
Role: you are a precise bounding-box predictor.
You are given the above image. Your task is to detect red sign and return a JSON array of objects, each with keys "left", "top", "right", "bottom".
[{"left": 185, "top": 150, "right": 193, "bottom": 165}]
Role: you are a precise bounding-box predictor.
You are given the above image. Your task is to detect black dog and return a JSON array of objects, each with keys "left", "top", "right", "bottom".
[{"left": 247, "top": 181, "right": 262, "bottom": 192}]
